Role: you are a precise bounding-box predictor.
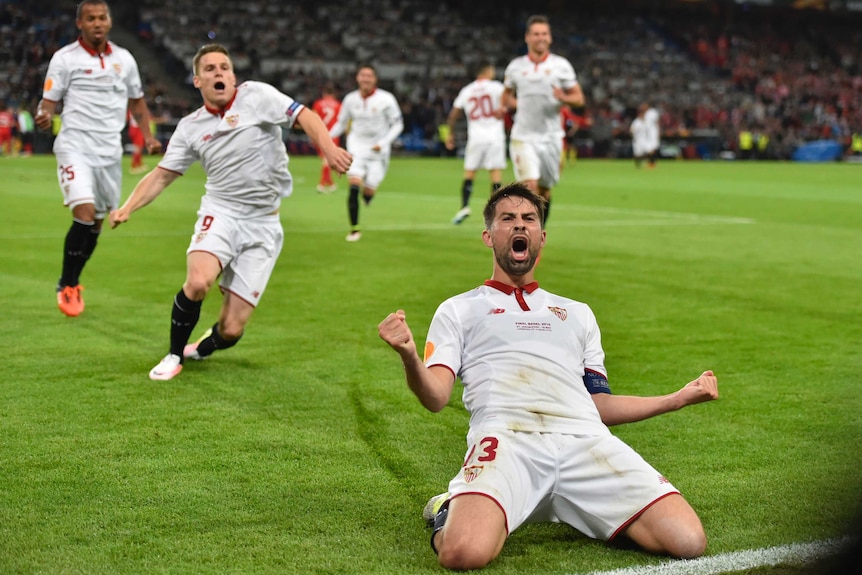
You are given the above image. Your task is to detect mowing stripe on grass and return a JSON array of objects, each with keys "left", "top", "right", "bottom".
[{"left": 579, "top": 538, "right": 847, "bottom": 575}]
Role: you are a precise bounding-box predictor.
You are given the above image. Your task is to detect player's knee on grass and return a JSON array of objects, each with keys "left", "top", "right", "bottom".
[{"left": 437, "top": 537, "right": 498, "bottom": 571}]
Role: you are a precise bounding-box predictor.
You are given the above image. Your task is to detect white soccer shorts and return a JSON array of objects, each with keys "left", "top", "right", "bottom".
[
  {"left": 54, "top": 151, "right": 122, "bottom": 219},
  {"left": 446, "top": 428, "right": 680, "bottom": 540},
  {"left": 509, "top": 138, "right": 563, "bottom": 189},
  {"left": 464, "top": 140, "right": 507, "bottom": 172},
  {"left": 186, "top": 209, "right": 284, "bottom": 307}
]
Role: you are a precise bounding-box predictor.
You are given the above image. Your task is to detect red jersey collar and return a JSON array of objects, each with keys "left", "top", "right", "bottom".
[
  {"left": 527, "top": 51, "right": 550, "bottom": 65},
  {"left": 204, "top": 88, "right": 238, "bottom": 117},
  {"left": 484, "top": 280, "right": 539, "bottom": 294},
  {"left": 361, "top": 88, "right": 377, "bottom": 99},
  {"left": 78, "top": 36, "right": 112, "bottom": 56}
]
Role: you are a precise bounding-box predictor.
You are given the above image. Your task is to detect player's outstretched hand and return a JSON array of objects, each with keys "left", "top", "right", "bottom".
[
  {"left": 145, "top": 136, "right": 163, "bottom": 155},
  {"left": 109, "top": 208, "right": 129, "bottom": 229},
  {"left": 378, "top": 310, "right": 416, "bottom": 357},
  {"left": 326, "top": 147, "right": 353, "bottom": 175},
  {"left": 677, "top": 370, "right": 719, "bottom": 407}
]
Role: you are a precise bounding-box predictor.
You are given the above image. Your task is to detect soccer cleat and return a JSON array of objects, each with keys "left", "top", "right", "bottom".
[
  {"left": 451, "top": 206, "right": 471, "bottom": 225},
  {"left": 129, "top": 164, "right": 148, "bottom": 174},
  {"left": 57, "top": 285, "right": 85, "bottom": 317},
  {"left": 325, "top": 184, "right": 338, "bottom": 193},
  {"left": 149, "top": 354, "right": 183, "bottom": 381},
  {"left": 345, "top": 230, "right": 362, "bottom": 242},
  {"left": 183, "top": 327, "right": 212, "bottom": 360},
  {"left": 422, "top": 492, "right": 450, "bottom": 528},
  {"left": 316, "top": 184, "right": 333, "bottom": 194}
]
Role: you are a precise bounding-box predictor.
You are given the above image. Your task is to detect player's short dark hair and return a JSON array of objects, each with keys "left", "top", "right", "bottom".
[
  {"left": 356, "top": 63, "right": 377, "bottom": 76},
  {"left": 474, "top": 60, "right": 495, "bottom": 77},
  {"left": 76, "top": 0, "right": 109, "bottom": 20},
  {"left": 193, "top": 43, "right": 231, "bottom": 76},
  {"left": 483, "top": 183, "right": 547, "bottom": 229},
  {"left": 526, "top": 14, "right": 550, "bottom": 31}
]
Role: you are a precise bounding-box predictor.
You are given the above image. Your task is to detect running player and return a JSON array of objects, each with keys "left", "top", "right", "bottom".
[
  {"left": 444, "top": 61, "right": 507, "bottom": 225},
  {"left": 109, "top": 44, "right": 352, "bottom": 380},
  {"left": 329, "top": 64, "right": 403, "bottom": 242},
  {"left": 35, "top": 0, "right": 161, "bottom": 317}
]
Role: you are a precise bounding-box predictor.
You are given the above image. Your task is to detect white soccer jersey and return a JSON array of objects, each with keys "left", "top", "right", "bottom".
[
  {"left": 644, "top": 107, "right": 661, "bottom": 146},
  {"left": 159, "top": 81, "right": 302, "bottom": 218},
  {"left": 329, "top": 88, "right": 403, "bottom": 155},
  {"left": 424, "top": 281, "right": 609, "bottom": 436},
  {"left": 453, "top": 79, "right": 506, "bottom": 144},
  {"left": 504, "top": 53, "right": 578, "bottom": 142},
  {"left": 42, "top": 39, "right": 145, "bottom": 161}
]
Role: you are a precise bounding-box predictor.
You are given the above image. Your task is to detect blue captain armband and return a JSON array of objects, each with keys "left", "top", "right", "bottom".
[{"left": 583, "top": 369, "right": 611, "bottom": 394}]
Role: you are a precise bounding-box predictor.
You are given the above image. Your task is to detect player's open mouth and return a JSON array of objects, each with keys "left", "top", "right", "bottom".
[
  {"left": 512, "top": 237, "right": 528, "bottom": 260},
  {"left": 214, "top": 82, "right": 226, "bottom": 90}
]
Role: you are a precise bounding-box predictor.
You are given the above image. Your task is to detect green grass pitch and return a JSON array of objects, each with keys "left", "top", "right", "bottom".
[{"left": 1, "top": 154, "right": 860, "bottom": 574}]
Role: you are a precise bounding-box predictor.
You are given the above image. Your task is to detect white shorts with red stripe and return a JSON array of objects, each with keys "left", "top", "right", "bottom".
[{"left": 446, "top": 428, "right": 679, "bottom": 540}]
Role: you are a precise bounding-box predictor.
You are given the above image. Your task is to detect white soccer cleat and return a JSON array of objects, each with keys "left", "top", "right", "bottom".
[
  {"left": 422, "top": 492, "right": 450, "bottom": 528},
  {"left": 183, "top": 327, "right": 212, "bottom": 360},
  {"left": 149, "top": 354, "right": 183, "bottom": 381},
  {"left": 345, "top": 231, "right": 362, "bottom": 242},
  {"left": 451, "top": 206, "right": 471, "bottom": 225}
]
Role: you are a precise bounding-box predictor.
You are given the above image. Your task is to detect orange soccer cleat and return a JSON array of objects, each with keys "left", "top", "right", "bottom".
[{"left": 57, "top": 285, "right": 85, "bottom": 317}]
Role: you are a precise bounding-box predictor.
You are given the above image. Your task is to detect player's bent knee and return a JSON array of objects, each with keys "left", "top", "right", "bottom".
[
  {"left": 437, "top": 542, "right": 495, "bottom": 571},
  {"left": 668, "top": 527, "right": 707, "bottom": 559}
]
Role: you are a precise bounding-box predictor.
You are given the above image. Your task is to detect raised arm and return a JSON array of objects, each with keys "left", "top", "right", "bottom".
[
  {"left": 378, "top": 310, "right": 455, "bottom": 412},
  {"left": 591, "top": 370, "right": 718, "bottom": 427},
  {"left": 295, "top": 107, "right": 352, "bottom": 175},
  {"left": 109, "top": 167, "right": 181, "bottom": 229}
]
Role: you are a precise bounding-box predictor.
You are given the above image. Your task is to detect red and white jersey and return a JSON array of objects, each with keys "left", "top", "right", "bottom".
[
  {"left": 452, "top": 78, "right": 506, "bottom": 145},
  {"left": 312, "top": 95, "right": 341, "bottom": 131},
  {"left": 0, "top": 110, "right": 15, "bottom": 131},
  {"left": 42, "top": 38, "right": 145, "bottom": 160},
  {"left": 330, "top": 88, "right": 403, "bottom": 155},
  {"left": 159, "top": 81, "right": 303, "bottom": 218},
  {"left": 424, "top": 281, "right": 609, "bottom": 436},
  {"left": 504, "top": 53, "right": 578, "bottom": 142}
]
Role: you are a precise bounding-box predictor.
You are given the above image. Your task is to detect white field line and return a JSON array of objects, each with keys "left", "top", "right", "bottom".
[{"left": 578, "top": 538, "right": 847, "bottom": 575}]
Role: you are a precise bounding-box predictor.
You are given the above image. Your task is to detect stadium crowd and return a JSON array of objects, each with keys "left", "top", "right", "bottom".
[{"left": 2, "top": 0, "right": 861, "bottom": 159}]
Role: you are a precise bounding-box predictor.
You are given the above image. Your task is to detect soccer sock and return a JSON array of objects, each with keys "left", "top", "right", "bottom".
[
  {"left": 195, "top": 322, "right": 243, "bottom": 358},
  {"left": 321, "top": 165, "right": 332, "bottom": 186},
  {"left": 348, "top": 185, "right": 360, "bottom": 228},
  {"left": 82, "top": 226, "right": 100, "bottom": 263},
  {"left": 430, "top": 499, "right": 451, "bottom": 555},
  {"left": 491, "top": 182, "right": 502, "bottom": 193},
  {"left": 170, "top": 289, "right": 202, "bottom": 360},
  {"left": 59, "top": 220, "right": 94, "bottom": 288},
  {"left": 362, "top": 189, "right": 374, "bottom": 206},
  {"left": 461, "top": 179, "right": 473, "bottom": 208}
]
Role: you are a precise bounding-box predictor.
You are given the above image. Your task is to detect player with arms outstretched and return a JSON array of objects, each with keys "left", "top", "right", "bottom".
[
  {"left": 379, "top": 184, "right": 719, "bottom": 570},
  {"left": 110, "top": 44, "right": 352, "bottom": 380}
]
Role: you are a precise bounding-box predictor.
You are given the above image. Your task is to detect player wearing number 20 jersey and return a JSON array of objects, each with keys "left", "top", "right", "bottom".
[
  {"left": 451, "top": 76, "right": 507, "bottom": 172},
  {"left": 445, "top": 62, "right": 507, "bottom": 224}
]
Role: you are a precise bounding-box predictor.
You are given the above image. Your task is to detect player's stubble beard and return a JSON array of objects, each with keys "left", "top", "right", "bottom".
[{"left": 493, "top": 239, "right": 540, "bottom": 278}]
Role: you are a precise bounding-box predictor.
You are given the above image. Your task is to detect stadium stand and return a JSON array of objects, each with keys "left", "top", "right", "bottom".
[{"left": 2, "top": 0, "right": 860, "bottom": 160}]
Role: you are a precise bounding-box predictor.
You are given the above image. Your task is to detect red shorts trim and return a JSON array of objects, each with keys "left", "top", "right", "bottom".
[{"left": 609, "top": 491, "right": 680, "bottom": 541}]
